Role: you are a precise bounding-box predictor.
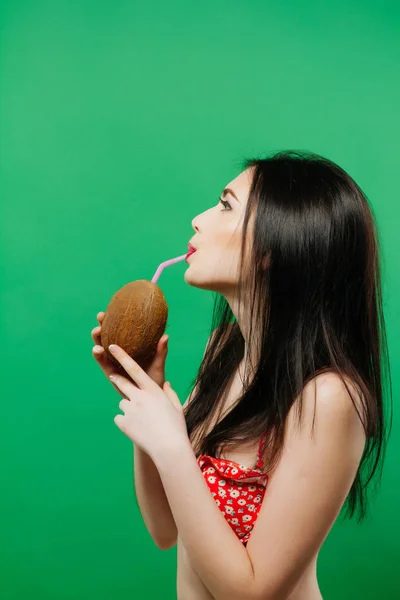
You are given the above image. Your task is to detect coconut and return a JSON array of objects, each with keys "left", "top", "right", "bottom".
[{"left": 100, "top": 279, "right": 168, "bottom": 376}]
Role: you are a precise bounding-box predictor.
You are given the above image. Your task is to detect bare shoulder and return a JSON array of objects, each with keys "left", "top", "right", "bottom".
[
  {"left": 285, "top": 370, "right": 367, "bottom": 458},
  {"left": 307, "top": 371, "right": 365, "bottom": 423}
]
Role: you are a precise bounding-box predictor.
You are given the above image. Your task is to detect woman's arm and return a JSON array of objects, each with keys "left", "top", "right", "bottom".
[{"left": 152, "top": 373, "right": 366, "bottom": 600}]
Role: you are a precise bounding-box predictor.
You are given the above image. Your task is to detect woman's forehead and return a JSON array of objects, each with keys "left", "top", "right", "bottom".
[{"left": 226, "top": 168, "right": 254, "bottom": 202}]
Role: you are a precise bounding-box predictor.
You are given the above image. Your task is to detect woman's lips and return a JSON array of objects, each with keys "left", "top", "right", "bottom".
[{"left": 185, "top": 249, "right": 197, "bottom": 260}]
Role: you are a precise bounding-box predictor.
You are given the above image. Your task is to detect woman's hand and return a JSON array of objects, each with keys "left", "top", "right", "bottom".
[
  {"left": 91, "top": 311, "right": 169, "bottom": 396},
  {"left": 108, "top": 344, "right": 188, "bottom": 460}
]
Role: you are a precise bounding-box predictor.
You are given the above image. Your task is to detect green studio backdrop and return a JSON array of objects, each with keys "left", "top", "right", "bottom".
[{"left": 1, "top": 1, "right": 399, "bottom": 599}]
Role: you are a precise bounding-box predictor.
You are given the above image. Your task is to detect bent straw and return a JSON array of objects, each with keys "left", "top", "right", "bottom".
[{"left": 151, "top": 253, "right": 188, "bottom": 284}]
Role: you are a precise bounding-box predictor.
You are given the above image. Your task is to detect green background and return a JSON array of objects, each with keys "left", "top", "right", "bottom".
[{"left": 1, "top": 1, "right": 399, "bottom": 598}]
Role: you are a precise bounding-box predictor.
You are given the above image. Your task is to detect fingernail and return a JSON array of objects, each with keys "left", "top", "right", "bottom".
[{"left": 93, "top": 345, "right": 103, "bottom": 353}]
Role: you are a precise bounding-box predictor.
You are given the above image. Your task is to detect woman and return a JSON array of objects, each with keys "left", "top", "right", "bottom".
[
  {"left": 92, "top": 149, "right": 392, "bottom": 599},
  {"left": 178, "top": 150, "right": 392, "bottom": 599}
]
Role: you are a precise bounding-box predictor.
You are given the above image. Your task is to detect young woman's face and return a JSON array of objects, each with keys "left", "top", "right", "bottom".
[{"left": 184, "top": 167, "right": 255, "bottom": 296}]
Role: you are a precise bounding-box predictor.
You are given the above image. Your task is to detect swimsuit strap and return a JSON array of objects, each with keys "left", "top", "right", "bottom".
[{"left": 255, "top": 430, "right": 268, "bottom": 470}]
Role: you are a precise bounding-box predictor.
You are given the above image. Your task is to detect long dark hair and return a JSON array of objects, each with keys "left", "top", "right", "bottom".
[{"left": 184, "top": 149, "right": 393, "bottom": 523}]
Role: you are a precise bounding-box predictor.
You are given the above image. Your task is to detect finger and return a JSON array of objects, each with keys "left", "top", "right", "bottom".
[
  {"left": 163, "top": 381, "right": 181, "bottom": 410},
  {"left": 97, "top": 312, "right": 105, "bottom": 324},
  {"left": 150, "top": 335, "right": 168, "bottom": 368},
  {"left": 92, "top": 345, "right": 109, "bottom": 366},
  {"left": 109, "top": 345, "right": 157, "bottom": 392},
  {"left": 114, "top": 414, "right": 125, "bottom": 430},
  {"left": 118, "top": 398, "right": 130, "bottom": 413},
  {"left": 158, "top": 334, "right": 168, "bottom": 348},
  {"left": 109, "top": 373, "right": 138, "bottom": 397},
  {"left": 91, "top": 325, "right": 102, "bottom": 345},
  {"left": 92, "top": 346, "right": 120, "bottom": 385},
  {"left": 160, "top": 334, "right": 169, "bottom": 353},
  {"left": 92, "top": 346, "right": 140, "bottom": 393}
]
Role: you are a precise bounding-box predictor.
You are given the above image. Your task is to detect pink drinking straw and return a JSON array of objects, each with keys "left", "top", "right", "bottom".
[{"left": 151, "top": 253, "right": 188, "bottom": 284}]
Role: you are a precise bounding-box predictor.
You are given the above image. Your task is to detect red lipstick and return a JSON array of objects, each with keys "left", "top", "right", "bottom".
[{"left": 186, "top": 242, "right": 197, "bottom": 260}]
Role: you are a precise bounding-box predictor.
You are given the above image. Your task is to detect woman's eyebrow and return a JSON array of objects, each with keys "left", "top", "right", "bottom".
[{"left": 222, "top": 187, "right": 240, "bottom": 202}]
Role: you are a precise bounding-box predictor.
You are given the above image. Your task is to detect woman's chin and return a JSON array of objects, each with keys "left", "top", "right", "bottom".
[
  {"left": 184, "top": 268, "right": 200, "bottom": 286},
  {"left": 184, "top": 269, "right": 209, "bottom": 289}
]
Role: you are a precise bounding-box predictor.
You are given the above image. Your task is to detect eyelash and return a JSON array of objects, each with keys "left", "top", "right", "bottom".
[{"left": 218, "top": 197, "right": 232, "bottom": 211}]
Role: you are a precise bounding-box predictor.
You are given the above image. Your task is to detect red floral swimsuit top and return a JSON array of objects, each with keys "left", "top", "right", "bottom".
[{"left": 197, "top": 431, "right": 270, "bottom": 546}]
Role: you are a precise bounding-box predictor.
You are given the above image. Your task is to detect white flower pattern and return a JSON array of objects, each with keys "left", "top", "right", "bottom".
[{"left": 197, "top": 432, "right": 270, "bottom": 545}]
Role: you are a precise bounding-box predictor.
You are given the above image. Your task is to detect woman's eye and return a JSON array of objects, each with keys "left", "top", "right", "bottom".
[{"left": 218, "top": 197, "right": 232, "bottom": 211}]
